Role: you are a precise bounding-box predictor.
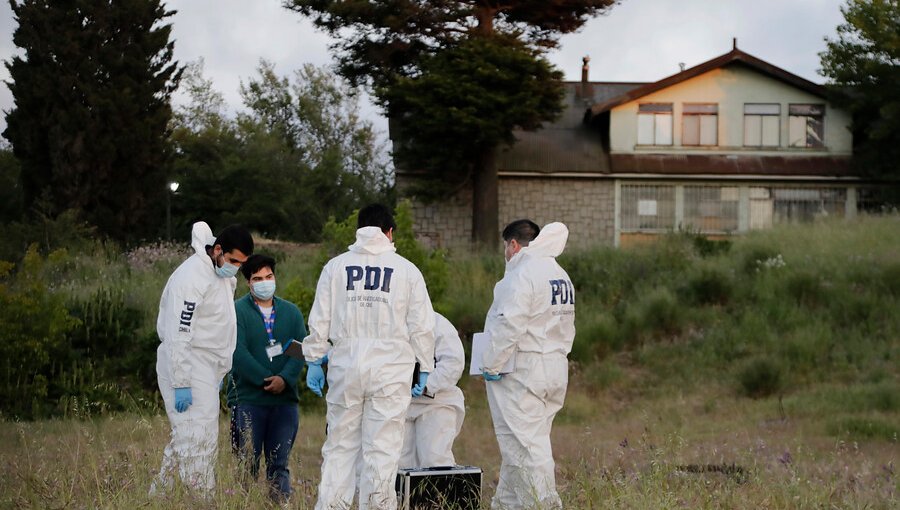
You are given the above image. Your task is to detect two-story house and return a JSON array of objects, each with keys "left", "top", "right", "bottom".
[{"left": 396, "top": 43, "right": 861, "bottom": 248}]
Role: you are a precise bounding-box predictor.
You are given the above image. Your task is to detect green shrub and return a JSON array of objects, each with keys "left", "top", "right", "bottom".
[
  {"left": 621, "top": 288, "right": 684, "bottom": 346},
  {"left": 680, "top": 267, "right": 733, "bottom": 305},
  {"left": 573, "top": 313, "right": 620, "bottom": 361},
  {"left": 738, "top": 356, "right": 783, "bottom": 398},
  {"left": 785, "top": 271, "right": 828, "bottom": 307},
  {"left": 0, "top": 246, "right": 80, "bottom": 420},
  {"left": 281, "top": 276, "right": 316, "bottom": 320},
  {"left": 688, "top": 234, "right": 732, "bottom": 257},
  {"left": 740, "top": 245, "right": 782, "bottom": 276}
]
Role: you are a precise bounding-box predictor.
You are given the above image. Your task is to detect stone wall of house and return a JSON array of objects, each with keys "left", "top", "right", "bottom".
[
  {"left": 403, "top": 185, "right": 473, "bottom": 250},
  {"left": 400, "top": 174, "right": 616, "bottom": 250},
  {"left": 499, "top": 177, "right": 616, "bottom": 248}
]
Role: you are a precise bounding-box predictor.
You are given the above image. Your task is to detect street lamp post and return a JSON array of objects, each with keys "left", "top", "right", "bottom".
[{"left": 166, "top": 181, "right": 180, "bottom": 240}]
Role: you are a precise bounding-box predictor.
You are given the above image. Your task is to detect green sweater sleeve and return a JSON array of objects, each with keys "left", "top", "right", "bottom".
[{"left": 232, "top": 305, "right": 272, "bottom": 386}]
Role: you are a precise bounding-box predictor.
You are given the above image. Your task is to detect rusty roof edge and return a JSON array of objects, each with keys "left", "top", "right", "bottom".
[{"left": 587, "top": 49, "right": 828, "bottom": 119}]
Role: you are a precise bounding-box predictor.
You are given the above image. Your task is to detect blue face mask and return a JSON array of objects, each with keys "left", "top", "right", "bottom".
[
  {"left": 252, "top": 280, "right": 276, "bottom": 300},
  {"left": 215, "top": 255, "right": 240, "bottom": 279}
]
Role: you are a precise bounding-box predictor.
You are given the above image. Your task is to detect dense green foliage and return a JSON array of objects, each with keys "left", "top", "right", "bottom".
[
  {"left": 0, "top": 247, "right": 157, "bottom": 420},
  {"left": 820, "top": 0, "right": 900, "bottom": 182},
  {"left": 383, "top": 37, "right": 564, "bottom": 195},
  {"left": 287, "top": 0, "right": 617, "bottom": 245},
  {"left": 3, "top": 0, "right": 182, "bottom": 242},
  {"left": 168, "top": 60, "right": 392, "bottom": 242}
]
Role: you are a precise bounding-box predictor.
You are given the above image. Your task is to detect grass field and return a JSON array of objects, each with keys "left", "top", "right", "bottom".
[
  {"left": 1, "top": 370, "right": 896, "bottom": 509},
  {"left": 1, "top": 216, "right": 898, "bottom": 508}
]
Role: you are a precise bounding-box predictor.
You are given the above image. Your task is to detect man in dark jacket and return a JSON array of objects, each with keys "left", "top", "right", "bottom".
[{"left": 227, "top": 253, "right": 307, "bottom": 502}]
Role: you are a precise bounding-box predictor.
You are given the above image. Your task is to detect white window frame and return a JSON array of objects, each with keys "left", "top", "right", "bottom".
[
  {"left": 743, "top": 103, "right": 781, "bottom": 147},
  {"left": 682, "top": 103, "right": 718, "bottom": 146},
  {"left": 637, "top": 103, "right": 674, "bottom": 146}
]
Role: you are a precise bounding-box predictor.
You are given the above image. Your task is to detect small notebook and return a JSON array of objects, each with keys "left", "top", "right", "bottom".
[
  {"left": 469, "top": 332, "right": 516, "bottom": 376},
  {"left": 283, "top": 339, "right": 304, "bottom": 359}
]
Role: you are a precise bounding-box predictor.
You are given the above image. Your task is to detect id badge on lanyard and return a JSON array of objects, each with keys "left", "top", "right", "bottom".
[{"left": 258, "top": 303, "right": 281, "bottom": 361}]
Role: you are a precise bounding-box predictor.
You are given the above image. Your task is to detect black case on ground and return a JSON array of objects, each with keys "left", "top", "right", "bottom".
[{"left": 395, "top": 465, "right": 482, "bottom": 510}]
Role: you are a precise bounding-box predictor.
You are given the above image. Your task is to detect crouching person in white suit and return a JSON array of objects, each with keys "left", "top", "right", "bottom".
[{"left": 400, "top": 312, "right": 466, "bottom": 468}]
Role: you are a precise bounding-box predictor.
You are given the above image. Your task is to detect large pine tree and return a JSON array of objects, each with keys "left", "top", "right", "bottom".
[
  {"left": 3, "top": 0, "right": 182, "bottom": 242},
  {"left": 287, "top": 0, "right": 618, "bottom": 246}
]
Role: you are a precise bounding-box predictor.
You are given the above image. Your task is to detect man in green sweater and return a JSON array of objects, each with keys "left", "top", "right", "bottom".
[{"left": 227, "top": 253, "right": 306, "bottom": 503}]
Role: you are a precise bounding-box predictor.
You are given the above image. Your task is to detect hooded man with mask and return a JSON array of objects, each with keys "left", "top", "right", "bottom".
[
  {"left": 303, "top": 203, "right": 436, "bottom": 510},
  {"left": 151, "top": 221, "right": 253, "bottom": 495},
  {"left": 482, "top": 220, "right": 576, "bottom": 510}
]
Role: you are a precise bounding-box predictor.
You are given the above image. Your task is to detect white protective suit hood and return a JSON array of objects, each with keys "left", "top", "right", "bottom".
[
  {"left": 348, "top": 226, "right": 396, "bottom": 255},
  {"left": 190, "top": 221, "right": 216, "bottom": 258},
  {"left": 507, "top": 222, "right": 569, "bottom": 270}
]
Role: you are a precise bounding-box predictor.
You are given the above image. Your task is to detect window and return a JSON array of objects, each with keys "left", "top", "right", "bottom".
[
  {"left": 683, "top": 186, "right": 739, "bottom": 232},
  {"left": 682, "top": 103, "right": 718, "bottom": 146},
  {"left": 788, "top": 104, "right": 825, "bottom": 148},
  {"left": 621, "top": 184, "right": 675, "bottom": 230},
  {"left": 749, "top": 186, "right": 846, "bottom": 227},
  {"left": 637, "top": 103, "right": 673, "bottom": 145},
  {"left": 744, "top": 103, "right": 780, "bottom": 147}
]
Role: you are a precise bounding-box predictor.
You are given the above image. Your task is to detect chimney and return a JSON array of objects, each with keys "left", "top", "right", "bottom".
[
  {"left": 733, "top": 37, "right": 737, "bottom": 50},
  {"left": 581, "top": 55, "right": 590, "bottom": 83},
  {"left": 579, "top": 55, "right": 593, "bottom": 102}
]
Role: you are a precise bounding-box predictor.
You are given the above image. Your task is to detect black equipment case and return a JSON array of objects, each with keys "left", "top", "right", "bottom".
[{"left": 395, "top": 465, "right": 482, "bottom": 510}]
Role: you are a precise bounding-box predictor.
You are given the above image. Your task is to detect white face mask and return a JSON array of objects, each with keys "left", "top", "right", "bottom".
[
  {"left": 251, "top": 280, "right": 276, "bottom": 300},
  {"left": 215, "top": 254, "right": 240, "bottom": 278}
]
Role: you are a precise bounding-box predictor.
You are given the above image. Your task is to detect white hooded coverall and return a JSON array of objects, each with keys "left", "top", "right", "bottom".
[
  {"left": 152, "top": 222, "right": 238, "bottom": 494},
  {"left": 483, "top": 223, "right": 576, "bottom": 510},
  {"left": 400, "top": 312, "right": 466, "bottom": 468},
  {"left": 303, "top": 226, "right": 436, "bottom": 510}
]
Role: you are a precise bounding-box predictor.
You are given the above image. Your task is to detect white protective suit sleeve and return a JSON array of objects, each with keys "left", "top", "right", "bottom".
[
  {"left": 426, "top": 314, "right": 465, "bottom": 393},
  {"left": 302, "top": 260, "right": 334, "bottom": 362},
  {"left": 407, "top": 272, "right": 436, "bottom": 373},
  {"left": 483, "top": 272, "right": 535, "bottom": 376},
  {"left": 165, "top": 282, "right": 205, "bottom": 388}
]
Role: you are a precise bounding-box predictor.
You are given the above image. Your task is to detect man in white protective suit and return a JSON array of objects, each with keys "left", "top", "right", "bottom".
[
  {"left": 482, "top": 220, "right": 576, "bottom": 510},
  {"left": 400, "top": 311, "right": 466, "bottom": 468},
  {"left": 303, "top": 203, "right": 436, "bottom": 510},
  {"left": 151, "top": 222, "right": 254, "bottom": 495}
]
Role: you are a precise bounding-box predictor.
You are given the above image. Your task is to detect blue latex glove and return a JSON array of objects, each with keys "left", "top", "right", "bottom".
[
  {"left": 306, "top": 364, "right": 325, "bottom": 397},
  {"left": 412, "top": 372, "right": 429, "bottom": 397},
  {"left": 174, "top": 387, "right": 192, "bottom": 412},
  {"left": 482, "top": 371, "right": 502, "bottom": 381}
]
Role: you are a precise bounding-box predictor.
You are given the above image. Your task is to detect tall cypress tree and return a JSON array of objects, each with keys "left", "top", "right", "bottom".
[{"left": 3, "top": 0, "right": 182, "bottom": 242}]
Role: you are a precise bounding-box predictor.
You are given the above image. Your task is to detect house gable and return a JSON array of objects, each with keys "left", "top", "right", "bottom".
[{"left": 607, "top": 63, "right": 853, "bottom": 156}]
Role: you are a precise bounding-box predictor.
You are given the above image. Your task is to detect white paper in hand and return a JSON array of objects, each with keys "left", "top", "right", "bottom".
[{"left": 469, "top": 332, "right": 516, "bottom": 376}]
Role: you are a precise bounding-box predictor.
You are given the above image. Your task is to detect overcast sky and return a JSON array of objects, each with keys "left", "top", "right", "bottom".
[{"left": 0, "top": 0, "right": 847, "bottom": 136}]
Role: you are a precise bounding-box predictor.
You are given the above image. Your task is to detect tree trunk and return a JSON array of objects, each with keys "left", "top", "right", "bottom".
[{"left": 472, "top": 147, "right": 499, "bottom": 249}]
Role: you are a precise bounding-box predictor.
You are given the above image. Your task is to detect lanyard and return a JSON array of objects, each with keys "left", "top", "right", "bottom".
[{"left": 254, "top": 301, "right": 277, "bottom": 345}]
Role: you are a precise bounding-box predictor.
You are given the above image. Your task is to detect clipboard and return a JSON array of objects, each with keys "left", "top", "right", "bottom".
[
  {"left": 283, "top": 339, "right": 304, "bottom": 360},
  {"left": 469, "top": 332, "right": 516, "bottom": 376}
]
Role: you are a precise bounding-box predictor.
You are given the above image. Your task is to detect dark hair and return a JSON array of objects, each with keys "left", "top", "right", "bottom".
[
  {"left": 240, "top": 254, "right": 276, "bottom": 280},
  {"left": 502, "top": 219, "right": 540, "bottom": 246},
  {"left": 357, "top": 203, "right": 396, "bottom": 233},
  {"left": 215, "top": 224, "right": 254, "bottom": 256}
]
